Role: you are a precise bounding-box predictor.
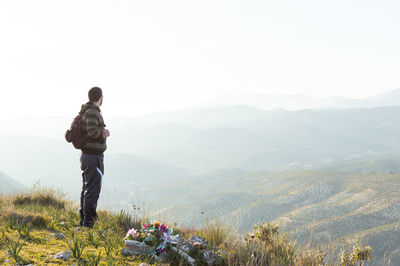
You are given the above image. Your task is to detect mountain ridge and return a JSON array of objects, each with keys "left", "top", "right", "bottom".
[{"left": 0, "top": 171, "right": 23, "bottom": 193}]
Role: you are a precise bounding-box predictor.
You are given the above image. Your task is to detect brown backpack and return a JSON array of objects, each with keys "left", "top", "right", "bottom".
[{"left": 65, "top": 113, "right": 87, "bottom": 149}]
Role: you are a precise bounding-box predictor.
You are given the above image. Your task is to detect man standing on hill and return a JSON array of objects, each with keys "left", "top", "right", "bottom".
[{"left": 79, "top": 87, "right": 110, "bottom": 228}]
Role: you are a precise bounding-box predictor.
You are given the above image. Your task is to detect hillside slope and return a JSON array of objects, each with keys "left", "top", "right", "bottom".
[
  {"left": 0, "top": 171, "right": 23, "bottom": 193},
  {"left": 147, "top": 170, "right": 400, "bottom": 264},
  {"left": 0, "top": 188, "right": 373, "bottom": 265}
]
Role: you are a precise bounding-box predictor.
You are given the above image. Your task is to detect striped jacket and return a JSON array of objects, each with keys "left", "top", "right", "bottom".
[{"left": 79, "top": 102, "right": 107, "bottom": 155}]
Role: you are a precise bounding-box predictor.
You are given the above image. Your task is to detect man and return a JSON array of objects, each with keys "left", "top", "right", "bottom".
[{"left": 79, "top": 87, "right": 110, "bottom": 228}]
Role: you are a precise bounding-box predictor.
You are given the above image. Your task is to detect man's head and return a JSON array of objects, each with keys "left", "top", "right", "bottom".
[{"left": 88, "top": 87, "right": 103, "bottom": 106}]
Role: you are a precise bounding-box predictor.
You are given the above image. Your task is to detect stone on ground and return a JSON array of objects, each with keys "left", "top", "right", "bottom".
[
  {"left": 51, "top": 232, "right": 66, "bottom": 240},
  {"left": 121, "top": 240, "right": 150, "bottom": 256},
  {"left": 54, "top": 250, "right": 72, "bottom": 260}
]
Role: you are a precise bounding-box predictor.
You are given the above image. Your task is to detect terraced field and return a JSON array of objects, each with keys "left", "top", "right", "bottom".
[{"left": 136, "top": 170, "right": 400, "bottom": 264}]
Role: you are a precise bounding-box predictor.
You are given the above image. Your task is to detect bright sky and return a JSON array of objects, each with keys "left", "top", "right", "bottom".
[{"left": 1, "top": 0, "right": 399, "bottom": 119}]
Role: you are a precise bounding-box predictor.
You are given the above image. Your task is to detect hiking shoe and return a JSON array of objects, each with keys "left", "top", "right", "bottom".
[{"left": 82, "top": 218, "right": 95, "bottom": 228}]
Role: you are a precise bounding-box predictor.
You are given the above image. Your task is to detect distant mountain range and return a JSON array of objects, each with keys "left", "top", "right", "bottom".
[
  {"left": 201, "top": 92, "right": 347, "bottom": 110},
  {"left": 2, "top": 92, "right": 400, "bottom": 263},
  {"left": 4, "top": 88, "right": 400, "bottom": 138},
  {"left": 199, "top": 88, "right": 400, "bottom": 110},
  {"left": 0, "top": 171, "right": 23, "bottom": 193},
  {"left": 329, "top": 88, "right": 400, "bottom": 108},
  {"left": 108, "top": 106, "right": 400, "bottom": 171},
  {"left": 3, "top": 105, "right": 400, "bottom": 180}
]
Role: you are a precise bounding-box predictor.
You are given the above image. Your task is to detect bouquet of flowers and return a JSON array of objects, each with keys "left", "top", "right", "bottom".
[{"left": 124, "top": 218, "right": 178, "bottom": 254}]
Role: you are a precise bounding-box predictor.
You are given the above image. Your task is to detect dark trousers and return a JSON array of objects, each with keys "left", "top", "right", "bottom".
[{"left": 80, "top": 153, "right": 104, "bottom": 222}]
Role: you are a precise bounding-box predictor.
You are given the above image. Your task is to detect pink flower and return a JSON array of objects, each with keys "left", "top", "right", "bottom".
[
  {"left": 124, "top": 228, "right": 139, "bottom": 240},
  {"left": 160, "top": 224, "right": 167, "bottom": 233}
]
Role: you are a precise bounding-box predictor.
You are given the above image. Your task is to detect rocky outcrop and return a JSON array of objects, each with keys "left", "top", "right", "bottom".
[{"left": 121, "top": 235, "right": 216, "bottom": 265}]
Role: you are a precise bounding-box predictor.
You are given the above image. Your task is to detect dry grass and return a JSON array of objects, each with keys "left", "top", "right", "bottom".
[
  {"left": 199, "top": 220, "right": 231, "bottom": 249},
  {"left": 12, "top": 186, "right": 66, "bottom": 210},
  {"left": 0, "top": 187, "right": 380, "bottom": 265}
]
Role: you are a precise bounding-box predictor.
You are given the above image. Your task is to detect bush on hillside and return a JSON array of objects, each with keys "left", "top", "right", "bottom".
[
  {"left": 340, "top": 241, "right": 372, "bottom": 266},
  {"left": 12, "top": 185, "right": 66, "bottom": 210},
  {"left": 3, "top": 211, "right": 48, "bottom": 229}
]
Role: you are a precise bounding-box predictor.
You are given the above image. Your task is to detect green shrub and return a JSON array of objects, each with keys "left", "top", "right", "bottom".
[
  {"left": 340, "top": 241, "right": 372, "bottom": 266},
  {"left": 67, "top": 236, "right": 86, "bottom": 259},
  {"left": 252, "top": 221, "right": 279, "bottom": 244},
  {"left": 5, "top": 238, "right": 24, "bottom": 263}
]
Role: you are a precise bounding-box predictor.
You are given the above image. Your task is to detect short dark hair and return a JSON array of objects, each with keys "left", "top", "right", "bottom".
[{"left": 88, "top": 87, "right": 102, "bottom": 102}]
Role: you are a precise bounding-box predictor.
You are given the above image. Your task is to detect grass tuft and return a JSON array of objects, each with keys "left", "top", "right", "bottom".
[
  {"left": 5, "top": 238, "right": 24, "bottom": 263},
  {"left": 87, "top": 250, "right": 102, "bottom": 265},
  {"left": 13, "top": 186, "right": 66, "bottom": 210},
  {"left": 3, "top": 211, "right": 48, "bottom": 229},
  {"left": 199, "top": 220, "right": 230, "bottom": 249},
  {"left": 67, "top": 236, "right": 86, "bottom": 259}
]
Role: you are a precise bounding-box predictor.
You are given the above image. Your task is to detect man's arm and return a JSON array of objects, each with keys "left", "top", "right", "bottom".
[{"left": 85, "top": 111, "right": 103, "bottom": 139}]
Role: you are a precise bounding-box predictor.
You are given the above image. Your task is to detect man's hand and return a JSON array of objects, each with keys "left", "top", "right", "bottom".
[{"left": 103, "top": 129, "right": 110, "bottom": 139}]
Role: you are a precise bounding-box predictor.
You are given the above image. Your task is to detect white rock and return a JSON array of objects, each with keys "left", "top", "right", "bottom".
[
  {"left": 124, "top": 240, "right": 150, "bottom": 256},
  {"left": 171, "top": 247, "right": 196, "bottom": 266},
  {"left": 54, "top": 250, "right": 72, "bottom": 260}
]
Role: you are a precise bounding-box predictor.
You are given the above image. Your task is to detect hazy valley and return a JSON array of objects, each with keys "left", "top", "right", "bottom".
[{"left": 2, "top": 90, "right": 400, "bottom": 263}]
